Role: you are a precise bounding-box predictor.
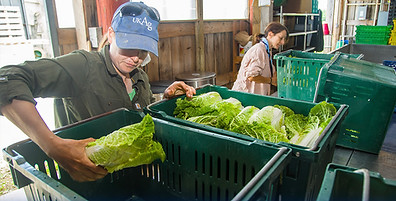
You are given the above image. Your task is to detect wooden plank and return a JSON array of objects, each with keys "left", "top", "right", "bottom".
[
  {"left": 159, "top": 21, "right": 241, "bottom": 39},
  {"left": 216, "top": 72, "right": 234, "bottom": 86},
  {"left": 84, "top": 0, "right": 98, "bottom": 27},
  {"left": 60, "top": 43, "right": 78, "bottom": 55},
  {"left": 224, "top": 32, "right": 233, "bottom": 74},
  {"left": 181, "top": 35, "right": 195, "bottom": 73},
  {"left": 145, "top": 53, "right": 160, "bottom": 82},
  {"left": 57, "top": 28, "right": 77, "bottom": 45},
  {"left": 251, "top": 0, "right": 260, "bottom": 36},
  {"left": 158, "top": 22, "right": 195, "bottom": 38},
  {"left": 170, "top": 36, "right": 182, "bottom": 78},
  {"left": 205, "top": 34, "right": 216, "bottom": 73},
  {"left": 332, "top": 0, "right": 343, "bottom": 50},
  {"left": 215, "top": 33, "right": 225, "bottom": 75},
  {"left": 72, "top": 0, "right": 89, "bottom": 50},
  {"left": 158, "top": 37, "right": 173, "bottom": 80},
  {"left": 195, "top": 0, "right": 205, "bottom": 72},
  {"left": 346, "top": 20, "right": 374, "bottom": 26},
  {"left": 204, "top": 21, "right": 233, "bottom": 34}
]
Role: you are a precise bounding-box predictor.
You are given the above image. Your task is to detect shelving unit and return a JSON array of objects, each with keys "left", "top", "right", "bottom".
[
  {"left": 340, "top": 0, "right": 383, "bottom": 42},
  {"left": 275, "top": 6, "right": 320, "bottom": 52}
]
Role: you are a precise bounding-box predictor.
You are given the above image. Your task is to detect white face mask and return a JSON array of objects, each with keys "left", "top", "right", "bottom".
[{"left": 141, "top": 54, "right": 151, "bottom": 66}]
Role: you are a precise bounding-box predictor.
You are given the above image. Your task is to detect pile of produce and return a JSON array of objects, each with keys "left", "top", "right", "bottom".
[
  {"left": 85, "top": 114, "right": 166, "bottom": 173},
  {"left": 174, "top": 92, "right": 337, "bottom": 147}
]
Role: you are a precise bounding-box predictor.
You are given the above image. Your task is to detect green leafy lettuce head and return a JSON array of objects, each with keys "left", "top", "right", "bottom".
[
  {"left": 229, "top": 106, "right": 259, "bottom": 133},
  {"left": 174, "top": 91, "right": 222, "bottom": 119},
  {"left": 85, "top": 114, "right": 166, "bottom": 173},
  {"left": 248, "top": 106, "right": 284, "bottom": 132}
]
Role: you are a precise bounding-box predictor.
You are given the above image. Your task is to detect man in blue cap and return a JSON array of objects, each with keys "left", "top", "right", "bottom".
[{"left": 0, "top": 2, "right": 195, "bottom": 182}]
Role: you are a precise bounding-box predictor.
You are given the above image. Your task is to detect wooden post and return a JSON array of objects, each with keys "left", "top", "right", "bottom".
[
  {"left": 73, "top": 0, "right": 89, "bottom": 50},
  {"left": 331, "top": 0, "right": 343, "bottom": 50},
  {"left": 251, "top": 0, "right": 261, "bottom": 36},
  {"left": 195, "top": 0, "right": 205, "bottom": 72}
]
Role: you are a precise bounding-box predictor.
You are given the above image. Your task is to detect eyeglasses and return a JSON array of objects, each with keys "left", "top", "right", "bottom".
[
  {"left": 119, "top": 3, "right": 160, "bottom": 22},
  {"left": 119, "top": 49, "right": 148, "bottom": 59}
]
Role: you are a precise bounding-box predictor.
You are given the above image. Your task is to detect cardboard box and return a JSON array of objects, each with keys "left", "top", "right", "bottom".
[{"left": 283, "top": 0, "right": 313, "bottom": 13}]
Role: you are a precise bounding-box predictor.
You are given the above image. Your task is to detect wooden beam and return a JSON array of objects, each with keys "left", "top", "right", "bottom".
[
  {"left": 72, "top": 0, "right": 89, "bottom": 50},
  {"left": 159, "top": 21, "right": 248, "bottom": 38},
  {"left": 57, "top": 28, "right": 77, "bottom": 45},
  {"left": 331, "top": 0, "right": 343, "bottom": 50},
  {"left": 195, "top": 0, "right": 205, "bottom": 72},
  {"left": 159, "top": 22, "right": 195, "bottom": 38},
  {"left": 251, "top": 0, "right": 260, "bottom": 36},
  {"left": 346, "top": 20, "right": 374, "bottom": 26},
  {"left": 204, "top": 21, "right": 234, "bottom": 34}
]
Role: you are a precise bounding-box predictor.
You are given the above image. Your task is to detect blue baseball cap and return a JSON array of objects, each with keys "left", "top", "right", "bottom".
[{"left": 111, "top": 2, "right": 160, "bottom": 56}]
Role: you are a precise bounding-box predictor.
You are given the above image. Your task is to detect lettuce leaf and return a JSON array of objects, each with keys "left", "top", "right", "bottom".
[
  {"left": 242, "top": 122, "right": 289, "bottom": 143},
  {"left": 248, "top": 106, "right": 285, "bottom": 132},
  {"left": 174, "top": 91, "right": 222, "bottom": 119},
  {"left": 86, "top": 114, "right": 166, "bottom": 173},
  {"left": 229, "top": 106, "right": 260, "bottom": 133},
  {"left": 187, "top": 97, "right": 243, "bottom": 129}
]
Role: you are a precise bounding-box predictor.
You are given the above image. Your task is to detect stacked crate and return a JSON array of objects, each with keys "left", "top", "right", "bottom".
[{"left": 355, "top": 25, "right": 392, "bottom": 45}]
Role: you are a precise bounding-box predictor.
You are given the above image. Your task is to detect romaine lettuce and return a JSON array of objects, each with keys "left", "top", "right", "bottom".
[{"left": 85, "top": 114, "right": 166, "bottom": 173}]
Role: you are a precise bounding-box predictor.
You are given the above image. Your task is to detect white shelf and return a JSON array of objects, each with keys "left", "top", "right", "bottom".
[
  {"left": 289, "top": 30, "right": 318, "bottom": 37},
  {"left": 275, "top": 13, "right": 320, "bottom": 17},
  {"left": 303, "top": 47, "right": 316, "bottom": 52}
]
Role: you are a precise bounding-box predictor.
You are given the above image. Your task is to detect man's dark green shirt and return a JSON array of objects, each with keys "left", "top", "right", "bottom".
[{"left": 0, "top": 45, "right": 155, "bottom": 127}]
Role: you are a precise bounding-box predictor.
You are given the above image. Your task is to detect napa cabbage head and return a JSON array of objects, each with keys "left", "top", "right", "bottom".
[
  {"left": 248, "top": 106, "right": 284, "bottom": 132},
  {"left": 242, "top": 122, "right": 289, "bottom": 143},
  {"left": 174, "top": 92, "right": 222, "bottom": 119},
  {"left": 309, "top": 101, "right": 337, "bottom": 124},
  {"left": 85, "top": 114, "right": 166, "bottom": 173},
  {"left": 285, "top": 113, "right": 308, "bottom": 140},
  {"left": 229, "top": 106, "right": 259, "bottom": 133},
  {"left": 288, "top": 101, "right": 337, "bottom": 147},
  {"left": 187, "top": 97, "right": 243, "bottom": 130}
]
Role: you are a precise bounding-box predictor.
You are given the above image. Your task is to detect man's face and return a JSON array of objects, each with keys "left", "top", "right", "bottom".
[{"left": 108, "top": 28, "right": 148, "bottom": 74}]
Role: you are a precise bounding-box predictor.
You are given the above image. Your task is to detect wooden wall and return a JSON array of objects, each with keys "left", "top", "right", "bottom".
[
  {"left": 145, "top": 20, "right": 249, "bottom": 86},
  {"left": 56, "top": 0, "right": 249, "bottom": 87}
]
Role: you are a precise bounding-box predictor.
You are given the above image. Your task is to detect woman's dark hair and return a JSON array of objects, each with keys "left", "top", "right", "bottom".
[{"left": 253, "top": 22, "right": 289, "bottom": 44}]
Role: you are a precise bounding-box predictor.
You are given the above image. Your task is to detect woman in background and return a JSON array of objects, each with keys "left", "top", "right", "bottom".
[{"left": 232, "top": 22, "right": 289, "bottom": 96}]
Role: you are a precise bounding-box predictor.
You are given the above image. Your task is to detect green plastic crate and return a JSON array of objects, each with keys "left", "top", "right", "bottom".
[
  {"left": 146, "top": 85, "right": 349, "bottom": 201},
  {"left": 356, "top": 36, "right": 391, "bottom": 45},
  {"left": 317, "top": 163, "right": 396, "bottom": 201},
  {"left": 2, "top": 109, "right": 291, "bottom": 201},
  {"left": 355, "top": 25, "right": 393, "bottom": 32},
  {"left": 314, "top": 53, "right": 396, "bottom": 154},
  {"left": 273, "top": 50, "right": 361, "bottom": 102},
  {"left": 355, "top": 30, "right": 391, "bottom": 38}
]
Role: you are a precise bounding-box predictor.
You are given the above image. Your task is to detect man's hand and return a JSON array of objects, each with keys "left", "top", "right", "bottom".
[
  {"left": 47, "top": 137, "right": 108, "bottom": 182},
  {"left": 164, "top": 81, "right": 196, "bottom": 99}
]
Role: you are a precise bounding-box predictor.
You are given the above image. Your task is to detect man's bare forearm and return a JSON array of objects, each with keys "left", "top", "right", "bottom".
[{"left": 1, "top": 99, "right": 59, "bottom": 154}]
